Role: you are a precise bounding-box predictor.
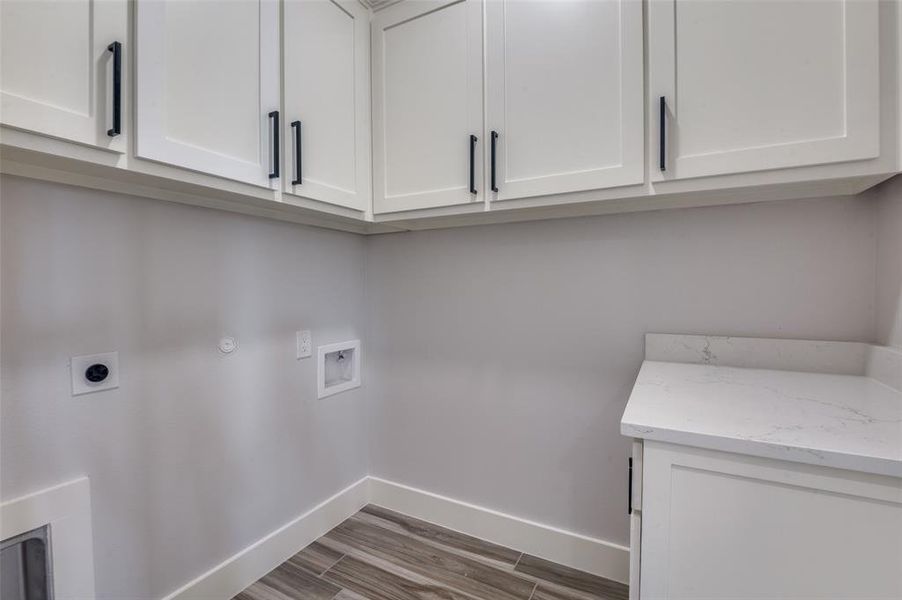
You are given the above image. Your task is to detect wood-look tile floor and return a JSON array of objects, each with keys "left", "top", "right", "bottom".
[{"left": 234, "top": 505, "right": 628, "bottom": 600}]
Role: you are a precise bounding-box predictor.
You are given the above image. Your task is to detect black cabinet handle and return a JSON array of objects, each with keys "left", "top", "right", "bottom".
[
  {"left": 291, "top": 120, "right": 302, "bottom": 186},
  {"left": 628, "top": 457, "right": 633, "bottom": 515},
  {"left": 469, "top": 134, "right": 477, "bottom": 195},
  {"left": 490, "top": 130, "right": 499, "bottom": 193},
  {"left": 659, "top": 96, "right": 666, "bottom": 172},
  {"left": 107, "top": 41, "right": 121, "bottom": 137},
  {"left": 268, "top": 111, "right": 280, "bottom": 179}
]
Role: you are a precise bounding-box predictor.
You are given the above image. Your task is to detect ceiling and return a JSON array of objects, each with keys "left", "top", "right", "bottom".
[{"left": 361, "top": 0, "right": 398, "bottom": 11}]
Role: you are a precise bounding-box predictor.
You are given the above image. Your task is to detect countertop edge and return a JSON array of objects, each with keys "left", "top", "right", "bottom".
[{"left": 621, "top": 421, "right": 902, "bottom": 479}]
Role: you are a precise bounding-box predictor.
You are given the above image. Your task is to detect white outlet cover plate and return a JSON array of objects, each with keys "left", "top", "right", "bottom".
[
  {"left": 71, "top": 352, "right": 119, "bottom": 396},
  {"left": 297, "top": 330, "right": 312, "bottom": 359}
]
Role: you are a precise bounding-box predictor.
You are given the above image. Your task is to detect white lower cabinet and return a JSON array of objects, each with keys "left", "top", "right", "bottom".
[
  {"left": 633, "top": 441, "right": 902, "bottom": 599},
  {"left": 135, "top": 0, "right": 280, "bottom": 188},
  {"left": 282, "top": 0, "right": 371, "bottom": 212},
  {"left": 0, "top": 0, "right": 127, "bottom": 152}
]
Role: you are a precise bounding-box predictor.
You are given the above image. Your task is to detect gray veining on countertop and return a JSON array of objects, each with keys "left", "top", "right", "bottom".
[{"left": 644, "top": 333, "right": 873, "bottom": 375}]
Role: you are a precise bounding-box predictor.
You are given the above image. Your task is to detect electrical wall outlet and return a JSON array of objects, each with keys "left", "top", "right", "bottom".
[
  {"left": 71, "top": 352, "right": 119, "bottom": 396},
  {"left": 296, "top": 330, "right": 312, "bottom": 359}
]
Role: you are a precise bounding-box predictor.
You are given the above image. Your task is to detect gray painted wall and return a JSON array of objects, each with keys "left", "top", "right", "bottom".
[
  {"left": 0, "top": 174, "right": 888, "bottom": 597},
  {"left": 0, "top": 176, "right": 369, "bottom": 599},
  {"left": 365, "top": 194, "right": 877, "bottom": 547},
  {"left": 876, "top": 175, "right": 902, "bottom": 348}
]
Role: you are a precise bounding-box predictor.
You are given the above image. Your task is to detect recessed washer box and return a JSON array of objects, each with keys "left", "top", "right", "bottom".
[{"left": 317, "top": 340, "right": 360, "bottom": 399}]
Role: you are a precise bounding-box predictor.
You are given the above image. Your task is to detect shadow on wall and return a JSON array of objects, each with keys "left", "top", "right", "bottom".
[{"left": 876, "top": 174, "right": 902, "bottom": 348}]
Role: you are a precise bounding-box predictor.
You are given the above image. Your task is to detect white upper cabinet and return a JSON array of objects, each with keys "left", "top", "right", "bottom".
[
  {"left": 283, "top": 0, "right": 371, "bottom": 211},
  {"left": 485, "top": 0, "right": 643, "bottom": 201},
  {"left": 136, "top": 0, "right": 280, "bottom": 187},
  {"left": 372, "top": 0, "right": 484, "bottom": 214},
  {"left": 650, "top": 0, "right": 880, "bottom": 181},
  {"left": 2, "top": 0, "right": 898, "bottom": 227},
  {"left": 0, "top": 0, "right": 127, "bottom": 151}
]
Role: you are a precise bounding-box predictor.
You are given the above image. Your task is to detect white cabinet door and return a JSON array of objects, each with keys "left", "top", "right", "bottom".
[
  {"left": 485, "top": 0, "right": 643, "bottom": 201},
  {"left": 650, "top": 0, "right": 880, "bottom": 181},
  {"left": 372, "top": 0, "right": 484, "bottom": 214},
  {"left": 1, "top": 0, "right": 127, "bottom": 152},
  {"left": 641, "top": 442, "right": 902, "bottom": 599},
  {"left": 136, "top": 0, "right": 280, "bottom": 187},
  {"left": 283, "top": 0, "right": 370, "bottom": 211}
]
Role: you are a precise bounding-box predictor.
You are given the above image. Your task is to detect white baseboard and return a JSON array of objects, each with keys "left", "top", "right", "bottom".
[
  {"left": 369, "top": 477, "right": 630, "bottom": 584},
  {"left": 161, "top": 476, "right": 369, "bottom": 600},
  {"left": 161, "top": 475, "right": 629, "bottom": 599}
]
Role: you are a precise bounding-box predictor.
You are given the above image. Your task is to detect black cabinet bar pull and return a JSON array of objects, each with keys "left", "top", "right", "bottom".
[
  {"left": 490, "top": 130, "right": 499, "bottom": 193},
  {"left": 659, "top": 96, "right": 666, "bottom": 172},
  {"left": 107, "top": 41, "right": 122, "bottom": 137},
  {"left": 628, "top": 457, "right": 633, "bottom": 515},
  {"left": 469, "top": 134, "right": 477, "bottom": 195},
  {"left": 291, "top": 120, "right": 302, "bottom": 185},
  {"left": 269, "top": 111, "right": 280, "bottom": 179}
]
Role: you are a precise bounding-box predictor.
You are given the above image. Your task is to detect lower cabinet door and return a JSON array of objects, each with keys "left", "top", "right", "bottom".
[
  {"left": 135, "top": 0, "right": 280, "bottom": 187},
  {"left": 1, "top": 0, "right": 127, "bottom": 152},
  {"left": 640, "top": 441, "right": 902, "bottom": 599}
]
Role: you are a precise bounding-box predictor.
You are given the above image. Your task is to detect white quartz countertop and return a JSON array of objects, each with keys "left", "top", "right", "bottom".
[{"left": 622, "top": 335, "right": 902, "bottom": 478}]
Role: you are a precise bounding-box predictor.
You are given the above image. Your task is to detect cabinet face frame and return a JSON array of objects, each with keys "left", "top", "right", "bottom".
[
  {"left": 649, "top": 0, "right": 880, "bottom": 181},
  {"left": 628, "top": 440, "right": 643, "bottom": 600},
  {"left": 282, "top": 0, "right": 371, "bottom": 212},
  {"left": 371, "top": 0, "right": 485, "bottom": 214},
  {"left": 135, "top": 0, "right": 280, "bottom": 188},
  {"left": 485, "top": 0, "right": 644, "bottom": 201},
  {"left": 0, "top": 0, "right": 127, "bottom": 152},
  {"left": 640, "top": 441, "right": 902, "bottom": 599}
]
